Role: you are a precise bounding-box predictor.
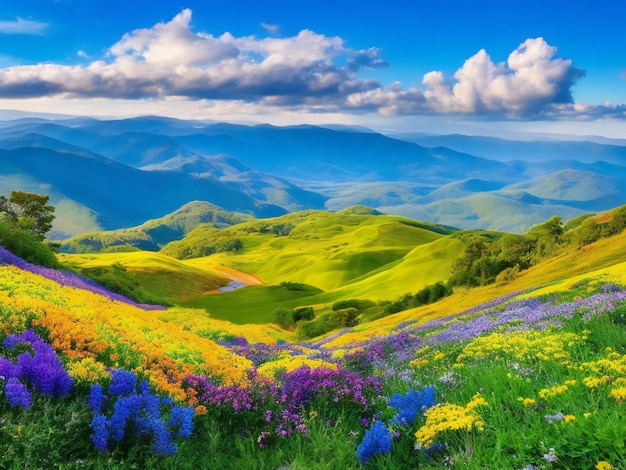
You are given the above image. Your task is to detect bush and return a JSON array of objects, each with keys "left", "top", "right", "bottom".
[
  {"left": 495, "top": 265, "right": 520, "bottom": 286},
  {"left": 0, "top": 222, "right": 59, "bottom": 268},
  {"left": 330, "top": 308, "right": 359, "bottom": 327},
  {"left": 293, "top": 307, "right": 315, "bottom": 322},
  {"left": 281, "top": 281, "right": 307, "bottom": 291},
  {"left": 331, "top": 299, "right": 376, "bottom": 311},
  {"left": 273, "top": 308, "right": 294, "bottom": 329}
]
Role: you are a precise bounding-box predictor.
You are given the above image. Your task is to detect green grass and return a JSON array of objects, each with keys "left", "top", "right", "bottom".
[
  {"left": 180, "top": 284, "right": 324, "bottom": 324},
  {"left": 59, "top": 251, "right": 231, "bottom": 302}
]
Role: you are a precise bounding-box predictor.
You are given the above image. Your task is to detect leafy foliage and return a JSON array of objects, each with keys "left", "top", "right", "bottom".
[
  {"left": 0, "top": 190, "right": 55, "bottom": 240},
  {"left": 0, "top": 221, "right": 59, "bottom": 268}
]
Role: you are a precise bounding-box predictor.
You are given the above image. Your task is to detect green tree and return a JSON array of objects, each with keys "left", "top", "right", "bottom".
[{"left": 0, "top": 191, "right": 55, "bottom": 239}]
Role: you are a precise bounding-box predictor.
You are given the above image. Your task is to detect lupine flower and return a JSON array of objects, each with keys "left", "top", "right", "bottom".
[
  {"left": 88, "top": 384, "right": 106, "bottom": 415},
  {"left": 89, "top": 415, "right": 109, "bottom": 451},
  {"left": 3, "top": 330, "right": 73, "bottom": 397},
  {"left": 356, "top": 420, "right": 392, "bottom": 464},
  {"left": 150, "top": 420, "right": 177, "bottom": 456},
  {"left": 4, "top": 377, "right": 32, "bottom": 409},
  {"left": 170, "top": 405, "right": 194, "bottom": 438},
  {"left": 389, "top": 386, "right": 437, "bottom": 426},
  {"left": 108, "top": 369, "right": 137, "bottom": 396}
]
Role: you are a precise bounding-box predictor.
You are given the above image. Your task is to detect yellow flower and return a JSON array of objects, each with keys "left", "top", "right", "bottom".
[
  {"left": 415, "top": 396, "right": 487, "bottom": 448},
  {"left": 518, "top": 397, "right": 536, "bottom": 407},
  {"left": 610, "top": 387, "right": 626, "bottom": 403},
  {"left": 596, "top": 461, "right": 613, "bottom": 470},
  {"left": 563, "top": 415, "right": 576, "bottom": 423},
  {"left": 538, "top": 384, "right": 569, "bottom": 399}
]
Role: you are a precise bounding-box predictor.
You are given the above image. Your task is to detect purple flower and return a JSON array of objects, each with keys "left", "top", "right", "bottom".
[
  {"left": 4, "top": 377, "right": 32, "bottom": 409},
  {"left": 543, "top": 448, "right": 558, "bottom": 462},
  {"left": 545, "top": 412, "right": 564, "bottom": 424},
  {"left": 4, "top": 330, "right": 73, "bottom": 397}
]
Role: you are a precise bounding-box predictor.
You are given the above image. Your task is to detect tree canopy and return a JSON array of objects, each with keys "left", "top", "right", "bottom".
[{"left": 0, "top": 190, "right": 55, "bottom": 239}]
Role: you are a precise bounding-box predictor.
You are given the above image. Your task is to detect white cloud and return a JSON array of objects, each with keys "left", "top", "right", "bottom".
[
  {"left": 0, "top": 12, "right": 591, "bottom": 120},
  {"left": 0, "top": 9, "right": 373, "bottom": 102},
  {"left": 261, "top": 22, "right": 280, "bottom": 35},
  {"left": 0, "top": 17, "right": 48, "bottom": 35},
  {"left": 347, "top": 38, "right": 585, "bottom": 118},
  {"left": 423, "top": 38, "right": 584, "bottom": 114}
]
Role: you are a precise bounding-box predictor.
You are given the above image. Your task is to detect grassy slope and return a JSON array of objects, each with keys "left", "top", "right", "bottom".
[
  {"left": 167, "top": 211, "right": 450, "bottom": 288},
  {"left": 59, "top": 201, "right": 252, "bottom": 253},
  {"left": 346, "top": 228, "right": 626, "bottom": 343},
  {"left": 59, "top": 251, "right": 233, "bottom": 301},
  {"left": 164, "top": 210, "right": 461, "bottom": 323}
]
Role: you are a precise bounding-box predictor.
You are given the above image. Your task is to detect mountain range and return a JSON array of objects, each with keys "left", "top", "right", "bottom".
[{"left": 1, "top": 115, "right": 626, "bottom": 238}]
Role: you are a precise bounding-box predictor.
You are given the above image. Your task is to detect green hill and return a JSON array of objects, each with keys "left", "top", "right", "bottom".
[
  {"left": 59, "top": 250, "right": 233, "bottom": 302},
  {"left": 162, "top": 207, "right": 454, "bottom": 290},
  {"left": 59, "top": 201, "right": 252, "bottom": 253},
  {"left": 157, "top": 208, "right": 459, "bottom": 323}
]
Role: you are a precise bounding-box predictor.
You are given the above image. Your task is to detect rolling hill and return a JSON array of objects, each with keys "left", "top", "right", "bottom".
[{"left": 59, "top": 201, "right": 253, "bottom": 253}]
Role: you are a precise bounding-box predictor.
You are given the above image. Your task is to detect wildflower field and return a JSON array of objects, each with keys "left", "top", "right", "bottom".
[{"left": 1, "top": 245, "right": 626, "bottom": 469}]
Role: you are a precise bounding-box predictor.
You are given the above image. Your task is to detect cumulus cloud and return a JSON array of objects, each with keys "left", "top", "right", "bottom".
[
  {"left": 347, "top": 38, "right": 585, "bottom": 117},
  {"left": 423, "top": 38, "right": 585, "bottom": 114},
  {"left": 0, "top": 11, "right": 589, "bottom": 118},
  {"left": 0, "top": 9, "right": 382, "bottom": 102},
  {"left": 0, "top": 17, "right": 48, "bottom": 35}
]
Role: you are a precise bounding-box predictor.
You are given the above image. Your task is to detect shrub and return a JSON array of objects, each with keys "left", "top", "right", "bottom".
[
  {"left": 293, "top": 307, "right": 315, "bottom": 323},
  {"left": 273, "top": 308, "right": 294, "bottom": 329},
  {"left": 0, "top": 222, "right": 59, "bottom": 268}
]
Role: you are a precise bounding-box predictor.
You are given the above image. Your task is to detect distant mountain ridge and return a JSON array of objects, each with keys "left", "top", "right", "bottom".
[{"left": 1, "top": 115, "right": 626, "bottom": 236}]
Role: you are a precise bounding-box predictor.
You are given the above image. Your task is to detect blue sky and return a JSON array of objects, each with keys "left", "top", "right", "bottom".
[{"left": 0, "top": 0, "right": 625, "bottom": 137}]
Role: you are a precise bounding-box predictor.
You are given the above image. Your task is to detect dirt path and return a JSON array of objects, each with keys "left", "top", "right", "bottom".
[{"left": 209, "top": 265, "right": 265, "bottom": 286}]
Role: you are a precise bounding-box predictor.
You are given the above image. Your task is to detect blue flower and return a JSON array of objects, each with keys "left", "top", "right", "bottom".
[
  {"left": 4, "top": 377, "right": 32, "bottom": 409},
  {"left": 108, "top": 369, "right": 137, "bottom": 396},
  {"left": 107, "top": 397, "right": 134, "bottom": 441},
  {"left": 90, "top": 415, "right": 109, "bottom": 451},
  {"left": 150, "top": 420, "right": 177, "bottom": 456},
  {"left": 88, "top": 384, "right": 106, "bottom": 415},
  {"left": 389, "top": 385, "right": 436, "bottom": 426},
  {"left": 170, "top": 405, "right": 194, "bottom": 438},
  {"left": 356, "top": 420, "right": 392, "bottom": 464}
]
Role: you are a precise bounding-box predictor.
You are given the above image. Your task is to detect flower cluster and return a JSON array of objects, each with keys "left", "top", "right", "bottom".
[
  {"left": 415, "top": 394, "right": 488, "bottom": 448},
  {"left": 388, "top": 386, "right": 436, "bottom": 427},
  {"left": 356, "top": 420, "right": 392, "bottom": 464},
  {"left": 88, "top": 369, "right": 194, "bottom": 456},
  {"left": 0, "top": 329, "right": 73, "bottom": 408}
]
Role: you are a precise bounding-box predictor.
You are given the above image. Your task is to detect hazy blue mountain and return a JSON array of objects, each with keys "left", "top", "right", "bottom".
[
  {"left": 2, "top": 115, "right": 626, "bottom": 234},
  {"left": 395, "top": 132, "right": 626, "bottom": 164},
  {"left": 0, "top": 146, "right": 286, "bottom": 235},
  {"left": 144, "top": 154, "right": 327, "bottom": 211},
  {"left": 176, "top": 124, "right": 512, "bottom": 183}
]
